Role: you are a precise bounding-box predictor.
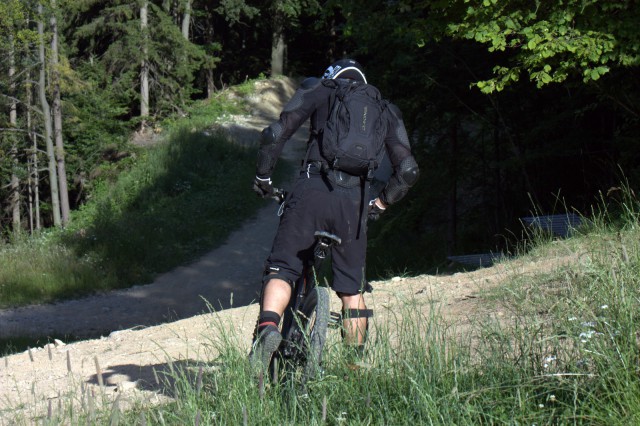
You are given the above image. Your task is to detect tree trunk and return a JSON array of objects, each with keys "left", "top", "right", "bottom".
[
  {"left": 9, "top": 34, "right": 21, "bottom": 232},
  {"left": 204, "top": 17, "right": 216, "bottom": 99},
  {"left": 446, "top": 121, "right": 458, "bottom": 256},
  {"left": 206, "top": 69, "right": 215, "bottom": 99},
  {"left": 50, "top": 0, "right": 70, "bottom": 225},
  {"left": 493, "top": 117, "right": 504, "bottom": 238},
  {"left": 26, "top": 69, "right": 41, "bottom": 232},
  {"left": 270, "top": 7, "right": 285, "bottom": 76},
  {"left": 328, "top": 14, "right": 337, "bottom": 62},
  {"left": 38, "top": 2, "right": 61, "bottom": 227},
  {"left": 182, "top": 0, "right": 191, "bottom": 40},
  {"left": 140, "top": 0, "right": 150, "bottom": 123}
]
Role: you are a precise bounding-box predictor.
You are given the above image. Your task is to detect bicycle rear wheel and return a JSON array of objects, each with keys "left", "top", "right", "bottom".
[
  {"left": 300, "top": 286, "right": 330, "bottom": 382},
  {"left": 269, "top": 286, "right": 331, "bottom": 384}
]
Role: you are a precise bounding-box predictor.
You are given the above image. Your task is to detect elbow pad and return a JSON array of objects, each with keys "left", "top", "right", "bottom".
[
  {"left": 380, "top": 156, "right": 420, "bottom": 206},
  {"left": 256, "top": 123, "right": 283, "bottom": 178},
  {"left": 400, "top": 156, "right": 420, "bottom": 186}
]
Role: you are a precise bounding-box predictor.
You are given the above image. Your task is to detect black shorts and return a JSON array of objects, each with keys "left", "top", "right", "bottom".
[{"left": 265, "top": 173, "right": 370, "bottom": 295}]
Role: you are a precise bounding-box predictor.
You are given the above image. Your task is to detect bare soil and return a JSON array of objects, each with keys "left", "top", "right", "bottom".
[{"left": 0, "top": 77, "right": 578, "bottom": 424}]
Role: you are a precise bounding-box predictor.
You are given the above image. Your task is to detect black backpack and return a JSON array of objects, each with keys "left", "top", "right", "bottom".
[{"left": 319, "top": 79, "right": 389, "bottom": 179}]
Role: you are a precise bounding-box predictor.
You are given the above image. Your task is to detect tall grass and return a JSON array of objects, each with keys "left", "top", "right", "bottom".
[
  {"left": 0, "top": 233, "right": 119, "bottom": 309},
  {"left": 112, "top": 188, "right": 638, "bottom": 424}
]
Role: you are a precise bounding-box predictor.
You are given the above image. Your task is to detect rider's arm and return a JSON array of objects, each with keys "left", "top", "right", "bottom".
[
  {"left": 377, "top": 103, "right": 420, "bottom": 207},
  {"left": 256, "top": 78, "right": 325, "bottom": 179}
]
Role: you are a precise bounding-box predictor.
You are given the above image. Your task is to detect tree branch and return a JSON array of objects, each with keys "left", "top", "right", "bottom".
[
  {"left": 0, "top": 94, "right": 44, "bottom": 115},
  {"left": 0, "top": 128, "right": 44, "bottom": 139}
]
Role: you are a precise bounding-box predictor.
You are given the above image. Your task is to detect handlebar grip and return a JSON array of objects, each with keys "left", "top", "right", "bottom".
[{"left": 272, "top": 187, "right": 286, "bottom": 204}]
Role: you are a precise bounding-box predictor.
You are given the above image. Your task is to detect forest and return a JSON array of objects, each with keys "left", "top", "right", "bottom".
[{"left": 1, "top": 0, "right": 638, "bottom": 269}]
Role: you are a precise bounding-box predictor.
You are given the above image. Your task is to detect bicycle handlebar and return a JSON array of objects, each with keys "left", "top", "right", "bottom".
[{"left": 271, "top": 187, "right": 287, "bottom": 204}]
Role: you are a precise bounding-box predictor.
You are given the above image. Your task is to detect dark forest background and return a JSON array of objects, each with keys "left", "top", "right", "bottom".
[{"left": 1, "top": 0, "right": 638, "bottom": 275}]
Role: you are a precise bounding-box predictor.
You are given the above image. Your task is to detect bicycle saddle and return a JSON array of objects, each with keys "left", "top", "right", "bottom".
[{"left": 314, "top": 231, "right": 342, "bottom": 246}]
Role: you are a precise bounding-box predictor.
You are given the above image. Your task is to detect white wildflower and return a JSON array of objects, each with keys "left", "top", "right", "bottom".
[
  {"left": 579, "top": 330, "right": 597, "bottom": 342},
  {"left": 543, "top": 355, "right": 557, "bottom": 369}
]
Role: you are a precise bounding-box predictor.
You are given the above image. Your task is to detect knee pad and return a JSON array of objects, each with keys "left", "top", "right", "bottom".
[
  {"left": 340, "top": 308, "right": 372, "bottom": 343},
  {"left": 341, "top": 308, "right": 374, "bottom": 319},
  {"left": 262, "top": 270, "right": 295, "bottom": 288}
]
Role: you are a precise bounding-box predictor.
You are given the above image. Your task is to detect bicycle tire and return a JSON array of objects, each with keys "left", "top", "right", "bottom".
[
  {"left": 301, "top": 286, "right": 330, "bottom": 382},
  {"left": 269, "top": 285, "right": 330, "bottom": 384}
]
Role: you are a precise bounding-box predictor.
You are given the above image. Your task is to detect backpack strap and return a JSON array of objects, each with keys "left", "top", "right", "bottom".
[
  {"left": 300, "top": 81, "right": 340, "bottom": 174},
  {"left": 356, "top": 177, "right": 369, "bottom": 239}
]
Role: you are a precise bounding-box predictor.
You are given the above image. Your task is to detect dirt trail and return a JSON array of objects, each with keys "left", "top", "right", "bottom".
[
  {"left": 0, "top": 77, "right": 579, "bottom": 424},
  {"left": 0, "top": 252, "right": 576, "bottom": 424}
]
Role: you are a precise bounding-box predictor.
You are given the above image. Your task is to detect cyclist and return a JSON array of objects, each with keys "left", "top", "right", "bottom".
[{"left": 250, "top": 58, "right": 420, "bottom": 371}]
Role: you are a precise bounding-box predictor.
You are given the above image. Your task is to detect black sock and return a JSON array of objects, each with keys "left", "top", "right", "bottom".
[{"left": 257, "top": 311, "right": 281, "bottom": 333}]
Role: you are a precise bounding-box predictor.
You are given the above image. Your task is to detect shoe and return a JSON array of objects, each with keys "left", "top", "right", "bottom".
[{"left": 249, "top": 325, "right": 282, "bottom": 373}]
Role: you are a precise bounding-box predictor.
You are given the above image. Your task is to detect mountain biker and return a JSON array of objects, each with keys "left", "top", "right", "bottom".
[{"left": 250, "top": 58, "right": 420, "bottom": 371}]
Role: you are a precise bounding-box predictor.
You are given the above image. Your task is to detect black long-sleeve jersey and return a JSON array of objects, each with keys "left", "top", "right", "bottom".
[{"left": 257, "top": 77, "right": 419, "bottom": 206}]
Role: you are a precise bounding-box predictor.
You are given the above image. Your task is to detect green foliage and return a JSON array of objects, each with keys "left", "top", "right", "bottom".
[
  {"left": 66, "top": 0, "right": 205, "bottom": 118},
  {"left": 62, "top": 60, "right": 132, "bottom": 181},
  {"left": 145, "top": 2, "right": 206, "bottom": 114},
  {"left": 446, "top": 0, "right": 640, "bottom": 92},
  {"left": 0, "top": 0, "right": 38, "bottom": 46},
  {"left": 270, "top": 0, "right": 320, "bottom": 19},
  {"left": 214, "top": 0, "right": 259, "bottom": 24},
  {"left": 0, "top": 0, "right": 24, "bottom": 31}
]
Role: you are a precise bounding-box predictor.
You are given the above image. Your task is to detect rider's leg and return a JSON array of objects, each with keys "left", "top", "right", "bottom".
[
  {"left": 260, "top": 276, "right": 292, "bottom": 319},
  {"left": 255, "top": 272, "right": 294, "bottom": 332}
]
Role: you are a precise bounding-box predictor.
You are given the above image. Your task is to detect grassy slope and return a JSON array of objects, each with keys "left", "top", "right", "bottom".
[{"left": 0, "top": 78, "right": 290, "bottom": 310}]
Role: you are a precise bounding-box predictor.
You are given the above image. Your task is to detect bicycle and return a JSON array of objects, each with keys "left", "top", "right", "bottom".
[{"left": 266, "top": 188, "right": 342, "bottom": 386}]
